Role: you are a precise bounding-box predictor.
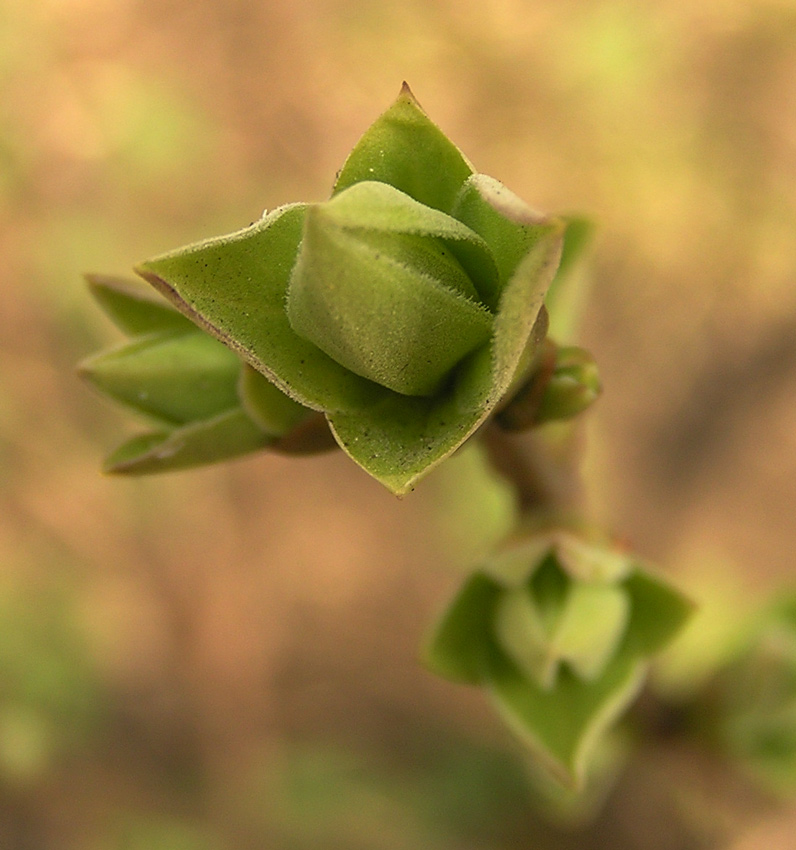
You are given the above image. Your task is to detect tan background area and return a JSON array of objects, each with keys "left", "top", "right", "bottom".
[{"left": 1, "top": 1, "right": 795, "bottom": 847}]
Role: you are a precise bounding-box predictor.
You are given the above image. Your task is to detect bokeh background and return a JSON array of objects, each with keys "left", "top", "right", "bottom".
[{"left": 1, "top": 0, "right": 796, "bottom": 847}]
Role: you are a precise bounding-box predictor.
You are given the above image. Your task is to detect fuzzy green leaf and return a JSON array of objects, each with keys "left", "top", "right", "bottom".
[
  {"left": 622, "top": 569, "right": 696, "bottom": 656},
  {"left": 136, "top": 204, "right": 386, "bottom": 414},
  {"left": 80, "top": 331, "right": 241, "bottom": 426},
  {"left": 491, "top": 224, "right": 564, "bottom": 389},
  {"left": 333, "top": 83, "right": 474, "bottom": 214},
  {"left": 287, "top": 185, "right": 494, "bottom": 396},
  {"left": 423, "top": 572, "right": 503, "bottom": 684},
  {"left": 237, "top": 364, "right": 312, "bottom": 437},
  {"left": 327, "top": 347, "right": 489, "bottom": 492},
  {"left": 309, "top": 181, "right": 499, "bottom": 303},
  {"left": 487, "top": 649, "right": 646, "bottom": 789},
  {"left": 544, "top": 216, "right": 595, "bottom": 342},
  {"left": 452, "top": 174, "right": 556, "bottom": 310},
  {"left": 104, "top": 407, "right": 272, "bottom": 474},
  {"left": 328, "top": 224, "right": 563, "bottom": 493},
  {"left": 86, "top": 273, "right": 196, "bottom": 336}
]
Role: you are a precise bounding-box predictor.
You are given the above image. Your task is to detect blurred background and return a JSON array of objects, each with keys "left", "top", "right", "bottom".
[{"left": 1, "top": 0, "right": 796, "bottom": 847}]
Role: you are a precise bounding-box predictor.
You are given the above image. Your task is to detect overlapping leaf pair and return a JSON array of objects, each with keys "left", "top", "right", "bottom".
[
  {"left": 80, "top": 274, "right": 331, "bottom": 473},
  {"left": 425, "top": 526, "right": 693, "bottom": 788}
]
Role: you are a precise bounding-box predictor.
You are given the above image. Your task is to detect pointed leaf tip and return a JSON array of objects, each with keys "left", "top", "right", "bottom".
[
  {"left": 103, "top": 408, "right": 273, "bottom": 474},
  {"left": 135, "top": 205, "right": 384, "bottom": 415},
  {"left": 333, "top": 85, "right": 473, "bottom": 213},
  {"left": 85, "top": 272, "right": 196, "bottom": 336}
]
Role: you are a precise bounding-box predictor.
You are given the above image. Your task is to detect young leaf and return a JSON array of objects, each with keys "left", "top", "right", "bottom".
[
  {"left": 494, "top": 586, "right": 553, "bottom": 688},
  {"left": 491, "top": 225, "right": 564, "bottom": 395},
  {"left": 328, "top": 225, "right": 563, "bottom": 494},
  {"left": 423, "top": 572, "right": 503, "bottom": 684},
  {"left": 137, "top": 205, "right": 387, "bottom": 415},
  {"left": 288, "top": 194, "right": 494, "bottom": 396},
  {"left": 487, "top": 650, "right": 647, "bottom": 789},
  {"left": 452, "top": 174, "right": 554, "bottom": 310},
  {"left": 238, "top": 364, "right": 312, "bottom": 437},
  {"left": 104, "top": 408, "right": 272, "bottom": 474},
  {"left": 544, "top": 216, "right": 595, "bottom": 343},
  {"left": 312, "top": 180, "right": 499, "bottom": 302},
  {"left": 80, "top": 331, "right": 241, "bottom": 426},
  {"left": 333, "top": 83, "right": 474, "bottom": 214},
  {"left": 86, "top": 273, "right": 196, "bottom": 336},
  {"left": 551, "top": 583, "right": 630, "bottom": 682},
  {"left": 621, "top": 570, "right": 696, "bottom": 656}
]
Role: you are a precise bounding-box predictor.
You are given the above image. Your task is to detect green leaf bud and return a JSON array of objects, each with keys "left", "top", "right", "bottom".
[
  {"left": 424, "top": 527, "right": 692, "bottom": 788},
  {"left": 88, "top": 85, "right": 567, "bottom": 492},
  {"left": 535, "top": 346, "right": 602, "bottom": 425},
  {"left": 498, "top": 343, "right": 602, "bottom": 431},
  {"left": 287, "top": 182, "right": 495, "bottom": 396}
]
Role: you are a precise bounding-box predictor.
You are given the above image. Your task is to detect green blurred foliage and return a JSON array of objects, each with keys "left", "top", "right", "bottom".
[
  {"left": 0, "top": 577, "right": 102, "bottom": 785},
  {"left": 1, "top": 0, "right": 795, "bottom": 847},
  {"left": 247, "top": 741, "right": 534, "bottom": 850}
]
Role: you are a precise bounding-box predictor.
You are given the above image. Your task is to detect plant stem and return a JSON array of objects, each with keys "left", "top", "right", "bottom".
[{"left": 480, "top": 421, "right": 583, "bottom": 515}]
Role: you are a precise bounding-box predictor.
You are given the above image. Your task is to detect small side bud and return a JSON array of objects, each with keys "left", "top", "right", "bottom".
[
  {"left": 498, "top": 344, "right": 601, "bottom": 430},
  {"left": 536, "top": 346, "right": 602, "bottom": 425}
]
